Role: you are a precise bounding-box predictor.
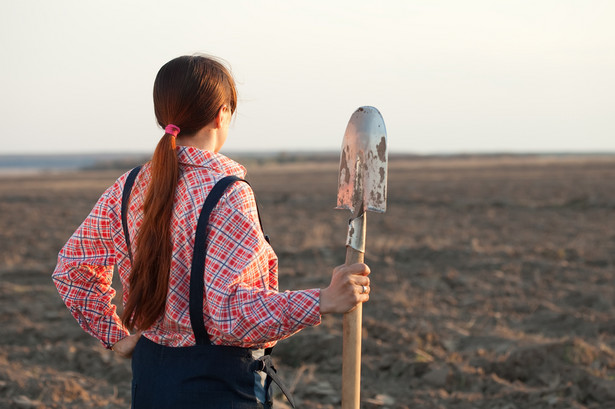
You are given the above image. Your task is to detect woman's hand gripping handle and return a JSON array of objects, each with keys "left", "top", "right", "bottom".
[{"left": 319, "top": 263, "right": 371, "bottom": 314}]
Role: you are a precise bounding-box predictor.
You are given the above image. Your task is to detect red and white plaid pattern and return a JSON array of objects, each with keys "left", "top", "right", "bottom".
[{"left": 53, "top": 147, "right": 321, "bottom": 349}]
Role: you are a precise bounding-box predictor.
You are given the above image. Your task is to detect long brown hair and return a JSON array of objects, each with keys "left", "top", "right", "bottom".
[{"left": 122, "top": 55, "right": 237, "bottom": 331}]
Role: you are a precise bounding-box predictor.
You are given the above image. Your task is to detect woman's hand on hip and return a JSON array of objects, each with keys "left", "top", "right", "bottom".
[
  {"left": 320, "top": 263, "right": 371, "bottom": 314},
  {"left": 112, "top": 332, "right": 142, "bottom": 359}
]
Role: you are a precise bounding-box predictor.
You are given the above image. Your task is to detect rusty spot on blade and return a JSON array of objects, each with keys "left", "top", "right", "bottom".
[
  {"left": 340, "top": 146, "right": 350, "bottom": 185},
  {"left": 377, "top": 136, "right": 386, "bottom": 162}
]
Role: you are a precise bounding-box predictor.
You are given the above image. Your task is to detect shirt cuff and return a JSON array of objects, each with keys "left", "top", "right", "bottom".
[
  {"left": 99, "top": 314, "right": 131, "bottom": 350},
  {"left": 294, "top": 288, "right": 322, "bottom": 327}
]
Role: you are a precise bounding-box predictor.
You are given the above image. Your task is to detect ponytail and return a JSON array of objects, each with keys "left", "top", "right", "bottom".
[{"left": 122, "top": 132, "right": 178, "bottom": 331}]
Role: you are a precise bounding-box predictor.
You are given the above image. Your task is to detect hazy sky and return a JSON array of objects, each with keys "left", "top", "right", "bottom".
[{"left": 1, "top": 0, "right": 613, "bottom": 155}]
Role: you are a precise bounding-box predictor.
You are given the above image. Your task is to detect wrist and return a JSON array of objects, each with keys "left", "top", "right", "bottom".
[{"left": 319, "top": 287, "right": 331, "bottom": 315}]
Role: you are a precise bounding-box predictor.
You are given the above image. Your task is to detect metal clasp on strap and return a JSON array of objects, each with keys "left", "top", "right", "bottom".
[{"left": 256, "top": 355, "right": 296, "bottom": 408}]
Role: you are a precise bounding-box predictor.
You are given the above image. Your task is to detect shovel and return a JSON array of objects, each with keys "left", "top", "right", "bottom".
[{"left": 336, "top": 106, "right": 388, "bottom": 409}]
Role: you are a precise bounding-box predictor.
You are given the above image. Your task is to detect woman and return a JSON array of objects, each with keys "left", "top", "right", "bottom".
[{"left": 52, "top": 54, "right": 371, "bottom": 409}]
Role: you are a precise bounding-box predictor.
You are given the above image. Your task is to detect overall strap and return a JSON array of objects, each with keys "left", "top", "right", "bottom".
[
  {"left": 123, "top": 170, "right": 267, "bottom": 346},
  {"left": 121, "top": 166, "right": 142, "bottom": 261},
  {"left": 190, "top": 175, "right": 246, "bottom": 345}
]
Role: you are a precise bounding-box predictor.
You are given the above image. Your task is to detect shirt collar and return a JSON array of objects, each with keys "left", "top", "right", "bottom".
[{"left": 177, "top": 146, "right": 247, "bottom": 178}]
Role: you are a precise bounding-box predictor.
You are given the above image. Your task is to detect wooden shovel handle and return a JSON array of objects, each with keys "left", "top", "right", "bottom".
[{"left": 341, "top": 246, "right": 364, "bottom": 409}]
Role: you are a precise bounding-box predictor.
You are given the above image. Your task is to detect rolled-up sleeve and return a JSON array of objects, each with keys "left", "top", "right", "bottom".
[{"left": 52, "top": 184, "right": 129, "bottom": 349}]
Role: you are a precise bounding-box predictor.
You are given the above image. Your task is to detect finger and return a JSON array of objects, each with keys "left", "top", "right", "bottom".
[
  {"left": 357, "top": 288, "right": 370, "bottom": 304},
  {"left": 349, "top": 275, "right": 370, "bottom": 287},
  {"left": 356, "top": 283, "right": 370, "bottom": 295},
  {"left": 348, "top": 263, "right": 370, "bottom": 276}
]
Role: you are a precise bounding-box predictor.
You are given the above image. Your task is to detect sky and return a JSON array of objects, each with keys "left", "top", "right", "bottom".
[{"left": 1, "top": 0, "right": 614, "bottom": 155}]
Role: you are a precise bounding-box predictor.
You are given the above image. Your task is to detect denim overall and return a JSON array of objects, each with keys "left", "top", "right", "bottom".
[{"left": 122, "top": 167, "right": 295, "bottom": 409}]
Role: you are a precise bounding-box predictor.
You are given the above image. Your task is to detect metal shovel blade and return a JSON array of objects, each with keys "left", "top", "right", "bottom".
[{"left": 336, "top": 106, "right": 388, "bottom": 216}]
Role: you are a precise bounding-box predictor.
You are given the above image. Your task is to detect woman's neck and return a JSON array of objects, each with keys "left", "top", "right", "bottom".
[{"left": 176, "top": 126, "right": 219, "bottom": 152}]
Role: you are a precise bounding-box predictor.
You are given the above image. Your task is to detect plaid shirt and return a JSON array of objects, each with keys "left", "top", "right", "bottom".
[{"left": 52, "top": 146, "right": 321, "bottom": 349}]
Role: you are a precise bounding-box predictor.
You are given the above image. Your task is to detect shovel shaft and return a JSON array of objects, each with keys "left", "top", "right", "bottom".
[{"left": 342, "top": 213, "right": 366, "bottom": 409}]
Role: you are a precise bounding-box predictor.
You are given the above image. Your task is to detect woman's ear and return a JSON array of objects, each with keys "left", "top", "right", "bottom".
[{"left": 215, "top": 105, "right": 230, "bottom": 129}]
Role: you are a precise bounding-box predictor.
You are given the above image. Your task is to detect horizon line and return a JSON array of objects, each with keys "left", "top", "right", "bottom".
[{"left": 2, "top": 150, "right": 615, "bottom": 158}]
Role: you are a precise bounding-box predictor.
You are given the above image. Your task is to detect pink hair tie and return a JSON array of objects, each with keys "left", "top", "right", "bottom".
[{"left": 165, "top": 124, "right": 180, "bottom": 137}]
